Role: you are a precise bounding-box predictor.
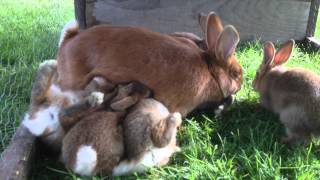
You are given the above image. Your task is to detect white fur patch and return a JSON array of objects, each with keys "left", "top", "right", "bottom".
[
  {"left": 74, "top": 145, "right": 97, "bottom": 176},
  {"left": 22, "top": 105, "right": 60, "bottom": 136},
  {"left": 50, "top": 84, "right": 80, "bottom": 104},
  {"left": 155, "top": 102, "right": 170, "bottom": 117},
  {"left": 58, "top": 19, "right": 77, "bottom": 47},
  {"left": 38, "top": 59, "right": 57, "bottom": 69},
  {"left": 214, "top": 105, "right": 224, "bottom": 115},
  {"left": 113, "top": 145, "right": 176, "bottom": 176},
  {"left": 92, "top": 77, "right": 106, "bottom": 86},
  {"left": 172, "top": 112, "right": 182, "bottom": 120}
]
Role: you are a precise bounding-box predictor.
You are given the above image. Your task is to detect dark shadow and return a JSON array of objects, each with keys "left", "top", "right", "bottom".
[
  {"left": 188, "top": 100, "right": 288, "bottom": 154},
  {"left": 30, "top": 140, "right": 66, "bottom": 180},
  {"left": 296, "top": 38, "right": 320, "bottom": 54}
]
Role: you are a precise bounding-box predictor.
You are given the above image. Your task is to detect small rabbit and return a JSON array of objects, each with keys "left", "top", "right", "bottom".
[
  {"left": 22, "top": 59, "right": 113, "bottom": 149},
  {"left": 113, "top": 98, "right": 182, "bottom": 175},
  {"left": 253, "top": 40, "right": 320, "bottom": 143},
  {"left": 61, "top": 110, "right": 125, "bottom": 176}
]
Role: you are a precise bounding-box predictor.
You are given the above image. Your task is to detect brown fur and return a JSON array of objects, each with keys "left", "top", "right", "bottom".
[
  {"left": 59, "top": 81, "right": 152, "bottom": 131},
  {"left": 28, "top": 60, "right": 59, "bottom": 117},
  {"left": 25, "top": 59, "right": 114, "bottom": 149},
  {"left": 56, "top": 12, "right": 243, "bottom": 116},
  {"left": 253, "top": 40, "right": 320, "bottom": 144},
  {"left": 123, "top": 98, "right": 182, "bottom": 161},
  {"left": 27, "top": 61, "right": 113, "bottom": 123},
  {"left": 60, "top": 81, "right": 154, "bottom": 176},
  {"left": 61, "top": 111, "right": 124, "bottom": 175}
]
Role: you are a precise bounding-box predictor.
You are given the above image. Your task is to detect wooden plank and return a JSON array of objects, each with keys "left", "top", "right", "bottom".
[
  {"left": 74, "top": 0, "right": 87, "bottom": 29},
  {"left": 306, "top": 0, "right": 320, "bottom": 37},
  {"left": 84, "top": 0, "right": 311, "bottom": 43},
  {"left": 0, "top": 124, "right": 36, "bottom": 180},
  {"left": 306, "top": 36, "right": 320, "bottom": 51}
]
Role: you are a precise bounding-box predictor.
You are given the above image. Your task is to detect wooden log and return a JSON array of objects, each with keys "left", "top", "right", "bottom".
[
  {"left": 0, "top": 124, "right": 36, "bottom": 180},
  {"left": 83, "top": 0, "right": 312, "bottom": 43}
]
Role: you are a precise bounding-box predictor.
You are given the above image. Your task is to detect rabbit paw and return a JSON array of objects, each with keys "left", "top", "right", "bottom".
[
  {"left": 87, "top": 92, "right": 104, "bottom": 107},
  {"left": 168, "top": 112, "right": 182, "bottom": 127},
  {"left": 214, "top": 105, "right": 224, "bottom": 115}
]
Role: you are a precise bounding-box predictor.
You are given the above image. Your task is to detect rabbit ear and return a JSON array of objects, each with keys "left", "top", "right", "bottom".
[
  {"left": 206, "top": 12, "right": 224, "bottom": 53},
  {"left": 273, "top": 39, "right": 294, "bottom": 66},
  {"left": 215, "top": 25, "right": 240, "bottom": 61},
  {"left": 263, "top": 41, "right": 275, "bottom": 66},
  {"left": 198, "top": 12, "right": 207, "bottom": 35},
  {"left": 110, "top": 96, "right": 138, "bottom": 111},
  {"left": 31, "top": 60, "right": 57, "bottom": 104}
]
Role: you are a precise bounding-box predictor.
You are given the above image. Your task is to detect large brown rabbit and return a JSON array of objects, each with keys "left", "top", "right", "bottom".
[
  {"left": 56, "top": 12, "right": 243, "bottom": 116},
  {"left": 253, "top": 40, "right": 320, "bottom": 143}
]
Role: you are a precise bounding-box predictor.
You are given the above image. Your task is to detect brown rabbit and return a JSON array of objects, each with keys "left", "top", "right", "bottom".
[
  {"left": 55, "top": 12, "right": 243, "bottom": 117},
  {"left": 61, "top": 110, "right": 125, "bottom": 176},
  {"left": 22, "top": 59, "right": 113, "bottom": 148},
  {"left": 253, "top": 40, "right": 320, "bottom": 143}
]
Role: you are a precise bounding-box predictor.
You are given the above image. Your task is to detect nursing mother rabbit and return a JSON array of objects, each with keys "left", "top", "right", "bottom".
[{"left": 56, "top": 12, "right": 243, "bottom": 117}]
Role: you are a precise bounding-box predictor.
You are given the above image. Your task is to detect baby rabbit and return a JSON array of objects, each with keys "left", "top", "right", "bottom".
[
  {"left": 23, "top": 59, "right": 112, "bottom": 149},
  {"left": 113, "top": 98, "right": 182, "bottom": 175},
  {"left": 253, "top": 40, "right": 320, "bottom": 143},
  {"left": 61, "top": 110, "right": 125, "bottom": 176}
]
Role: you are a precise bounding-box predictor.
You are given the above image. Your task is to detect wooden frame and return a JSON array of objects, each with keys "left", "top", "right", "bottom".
[
  {"left": 306, "top": 0, "right": 320, "bottom": 50},
  {"left": 0, "top": 0, "right": 319, "bottom": 179},
  {"left": 75, "top": 0, "right": 320, "bottom": 44}
]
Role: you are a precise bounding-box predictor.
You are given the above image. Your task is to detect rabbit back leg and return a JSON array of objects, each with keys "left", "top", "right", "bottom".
[
  {"left": 151, "top": 112, "right": 182, "bottom": 148},
  {"left": 280, "top": 105, "right": 311, "bottom": 144}
]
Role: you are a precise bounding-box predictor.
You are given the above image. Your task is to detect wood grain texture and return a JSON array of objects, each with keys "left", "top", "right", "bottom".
[
  {"left": 84, "top": 0, "right": 311, "bottom": 43},
  {"left": 75, "top": 0, "right": 87, "bottom": 29},
  {"left": 306, "top": 0, "right": 320, "bottom": 37},
  {"left": 0, "top": 125, "right": 36, "bottom": 180}
]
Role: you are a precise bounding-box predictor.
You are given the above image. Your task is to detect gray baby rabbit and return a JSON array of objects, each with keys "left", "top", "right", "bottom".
[
  {"left": 253, "top": 39, "right": 320, "bottom": 143},
  {"left": 113, "top": 98, "right": 182, "bottom": 175}
]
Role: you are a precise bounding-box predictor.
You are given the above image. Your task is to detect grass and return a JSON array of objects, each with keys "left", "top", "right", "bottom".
[
  {"left": 316, "top": 13, "right": 320, "bottom": 39},
  {"left": 1, "top": 0, "right": 320, "bottom": 179}
]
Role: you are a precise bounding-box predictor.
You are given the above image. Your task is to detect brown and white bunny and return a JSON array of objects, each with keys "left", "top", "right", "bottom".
[
  {"left": 61, "top": 82, "right": 181, "bottom": 176},
  {"left": 22, "top": 59, "right": 113, "bottom": 149},
  {"left": 113, "top": 98, "right": 182, "bottom": 175},
  {"left": 56, "top": 12, "right": 243, "bottom": 117},
  {"left": 253, "top": 40, "right": 320, "bottom": 143},
  {"left": 61, "top": 110, "right": 124, "bottom": 176}
]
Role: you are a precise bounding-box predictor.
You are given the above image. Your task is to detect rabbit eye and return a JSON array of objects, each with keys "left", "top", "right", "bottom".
[
  {"left": 255, "top": 71, "right": 260, "bottom": 77},
  {"left": 231, "top": 70, "right": 239, "bottom": 78}
]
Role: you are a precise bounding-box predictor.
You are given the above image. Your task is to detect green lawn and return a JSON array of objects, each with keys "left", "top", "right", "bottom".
[{"left": 1, "top": 0, "right": 320, "bottom": 179}]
